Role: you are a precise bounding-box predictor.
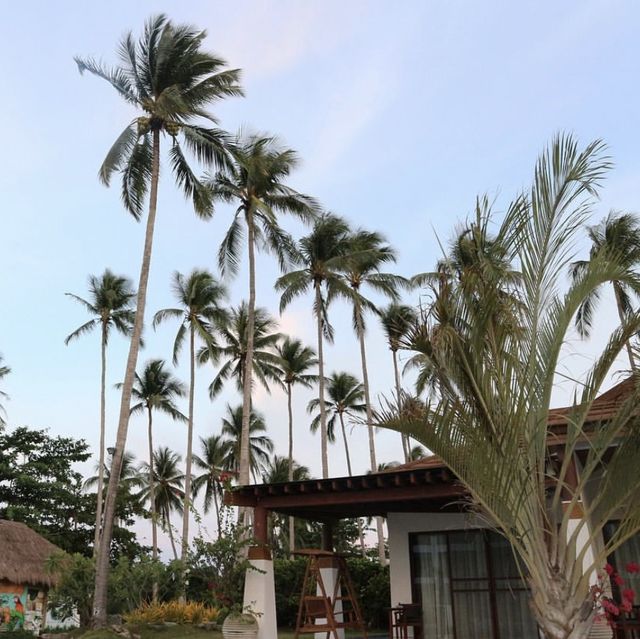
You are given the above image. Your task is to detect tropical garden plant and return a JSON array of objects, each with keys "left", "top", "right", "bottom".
[
  {"left": 207, "top": 133, "right": 318, "bottom": 490},
  {"left": 378, "top": 134, "right": 640, "bottom": 639},
  {"left": 75, "top": 14, "right": 242, "bottom": 625},
  {"left": 65, "top": 269, "right": 136, "bottom": 556},
  {"left": 276, "top": 213, "right": 354, "bottom": 478},
  {"left": 153, "top": 269, "right": 227, "bottom": 565}
]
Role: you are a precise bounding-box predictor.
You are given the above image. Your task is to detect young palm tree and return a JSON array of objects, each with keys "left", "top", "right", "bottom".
[
  {"left": 65, "top": 269, "right": 136, "bottom": 556},
  {"left": 571, "top": 211, "right": 640, "bottom": 371},
  {"left": 276, "top": 214, "right": 354, "bottom": 478},
  {"left": 76, "top": 16, "right": 242, "bottom": 624},
  {"left": 0, "top": 355, "right": 10, "bottom": 427},
  {"left": 127, "top": 359, "right": 185, "bottom": 579},
  {"left": 275, "top": 336, "right": 318, "bottom": 552},
  {"left": 341, "top": 230, "right": 408, "bottom": 562},
  {"left": 379, "top": 304, "right": 417, "bottom": 461},
  {"left": 219, "top": 404, "right": 274, "bottom": 481},
  {"left": 192, "top": 434, "right": 233, "bottom": 534},
  {"left": 207, "top": 133, "right": 318, "bottom": 489},
  {"left": 139, "top": 447, "right": 185, "bottom": 561},
  {"left": 308, "top": 372, "right": 366, "bottom": 477},
  {"left": 153, "top": 269, "right": 227, "bottom": 564},
  {"left": 199, "top": 302, "right": 282, "bottom": 398},
  {"left": 378, "top": 134, "right": 640, "bottom": 639}
]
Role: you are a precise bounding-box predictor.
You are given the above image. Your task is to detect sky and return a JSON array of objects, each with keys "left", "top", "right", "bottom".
[{"left": 1, "top": 0, "right": 640, "bottom": 551}]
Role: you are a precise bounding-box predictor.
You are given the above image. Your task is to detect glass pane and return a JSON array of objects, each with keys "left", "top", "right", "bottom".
[
  {"left": 412, "top": 534, "right": 454, "bottom": 639},
  {"left": 496, "top": 590, "right": 539, "bottom": 639},
  {"left": 449, "top": 531, "right": 488, "bottom": 579},
  {"left": 489, "top": 532, "right": 521, "bottom": 579},
  {"left": 453, "top": 591, "right": 493, "bottom": 639}
]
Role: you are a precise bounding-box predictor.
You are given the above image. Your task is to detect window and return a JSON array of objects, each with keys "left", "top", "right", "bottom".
[{"left": 410, "top": 530, "right": 538, "bottom": 639}]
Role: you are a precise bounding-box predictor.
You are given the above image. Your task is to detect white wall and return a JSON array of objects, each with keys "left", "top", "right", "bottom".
[{"left": 387, "top": 512, "right": 489, "bottom": 608}]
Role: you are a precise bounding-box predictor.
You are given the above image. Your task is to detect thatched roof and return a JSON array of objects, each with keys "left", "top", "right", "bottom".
[{"left": 0, "top": 521, "right": 62, "bottom": 587}]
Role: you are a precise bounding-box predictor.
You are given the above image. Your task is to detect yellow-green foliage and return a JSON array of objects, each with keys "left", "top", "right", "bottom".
[{"left": 123, "top": 601, "right": 218, "bottom": 625}]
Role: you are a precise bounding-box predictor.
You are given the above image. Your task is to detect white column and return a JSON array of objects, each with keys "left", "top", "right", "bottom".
[{"left": 243, "top": 547, "right": 277, "bottom": 639}]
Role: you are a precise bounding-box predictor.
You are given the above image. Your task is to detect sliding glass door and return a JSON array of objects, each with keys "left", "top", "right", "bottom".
[{"left": 410, "top": 530, "right": 538, "bottom": 639}]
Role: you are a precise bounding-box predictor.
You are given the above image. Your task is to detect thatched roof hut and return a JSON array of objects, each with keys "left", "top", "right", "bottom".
[{"left": 0, "top": 521, "right": 61, "bottom": 588}]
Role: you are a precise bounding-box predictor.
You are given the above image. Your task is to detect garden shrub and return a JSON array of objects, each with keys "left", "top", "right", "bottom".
[{"left": 123, "top": 601, "right": 218, "bottom": 625}]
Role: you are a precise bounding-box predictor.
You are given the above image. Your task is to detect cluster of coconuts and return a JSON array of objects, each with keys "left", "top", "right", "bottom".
[{"left": 136, "top": 116, "right": 180, "bottom": 137}]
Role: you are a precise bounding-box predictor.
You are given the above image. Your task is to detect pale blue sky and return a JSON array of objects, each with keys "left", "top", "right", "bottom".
[{"left": 1, "top": 1, "right": 639, "bottom": 546}]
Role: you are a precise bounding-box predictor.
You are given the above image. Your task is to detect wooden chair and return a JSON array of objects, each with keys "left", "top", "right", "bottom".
[{"left": 388, "top": 603, "right": 422, "bottom": 639}]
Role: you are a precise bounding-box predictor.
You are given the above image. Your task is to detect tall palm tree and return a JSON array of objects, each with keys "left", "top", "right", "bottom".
[
  {"left": 153, "top": 269, "right": 227, "bottom": 564},
  {"left": 76, "top": 16, "right": 242, "bottom": 624},
  {"left": 127, "top": 359, "right": 185, "bottom": 580},
  {"left": 308, "top": 371, "right": 367, "bottom": 556},
  {"left": 219, "top": 404, "right": 274, "bottom": 481},
  {"left": 571, "top": 211, "right": 640, "bottom": 371},
  {"left": 207, "top": 133, "right": 318, "bottom": 489},
  {"left": 275, "top": 337, "right": 318, "bottom": 553},
  {"left": 308, "top": 372, "right": 366, "bottom": 478},
  {"left": 192, "top": 434, "right": 233, "bottom": 534},
  {"left": 139, "top": 447, "right": 185, "bottom": 561},
  {"left": 379, "top": 304, "right": 417, "bottom": 461},
  {"left": 378, "top": 134, "right": 640, "bottom": 639},
  {"left": 0, "top": 355, "right": 10, "bottom": 427},
  {"left": 276, "top": 214, "right": 354, "bottom": 478},
  {"left": 199, "top": 302, "right": 282, "bottom": 398},
  {"left": 341, "top": 230, "right": 407, "bottom": 562},
  {"left": 65, "top": 269, "right": 136, "bottom": 556}
]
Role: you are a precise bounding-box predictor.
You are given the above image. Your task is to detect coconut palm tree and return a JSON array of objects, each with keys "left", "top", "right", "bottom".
[
  {"left": 308, "top": 372, "right": 366, "bottom": 478},
  {"left": 219, "top": 405, "right": 274, "bottom": 481},
  {"left": 207, "top": 133, "right": 318, "bottom": 489},
  {"left": 341, "top": 229, "right": 408, "bottom": 563},
  {"left": 65, "top": 269, "right": 136, "bottom": 556},
  {"left": 127, "top": 359, "right": 185, "bottom": 581},
  {"left": 379, "top": 304, "right": 417, "bottom": 461},
  {"left": 139, "top": 447, "right": 185, "bottom": 561},
  {"left": 199, "top": 302, "right": 282, "bottom": 398},
  {"left": 192, "top": 434, "right": 233, "bottom": 534},
  {"left": 276, "top": 214, "right": 354, "bottom": 478},
  {"left": 275, "top": 336, "right": 318, "bottom": 552},
  {"left": 0, "top": 355, "right": 10, "bottom": 427},
  {"left": 76, "top": 16, "right": 242, "bottom": 624},
  {"left": 377, "top": 134, "right": 640, "bottom": 639},
  {"left": 153, "top": 269, "right": 227, "bottom": 564},
  {"left": 571, "top": 211, "right": 640, "bottom": 371}
]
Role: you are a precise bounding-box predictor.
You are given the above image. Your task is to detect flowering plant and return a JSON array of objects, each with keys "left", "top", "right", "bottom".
[{"left": 591, "top": 562, "right": 639, "bottom": 626}]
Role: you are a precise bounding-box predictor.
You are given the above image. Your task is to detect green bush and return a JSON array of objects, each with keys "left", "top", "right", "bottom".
[{"left": 273, "top": 558, "right": 306, "bottom": 627}]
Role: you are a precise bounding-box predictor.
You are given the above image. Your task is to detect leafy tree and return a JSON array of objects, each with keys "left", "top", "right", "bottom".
[
  {"left": 220, "top": 404, "right": 273, "bottom": 481},
  {"left": 153, "top": 269, "right": 227, "bottom": 565},
  {"left": 65, "top": 269, "right": 136, "bottom": 556},
  {"left": 199, "top": 302, "right": 282, "bottom": 398},
  {"left": 379, "top": 303, "right": 417, "bottom": 461},
  {"left": 275, "top": 337, "right": 317, "bottom": 553},
  {"left": 276, "top": 214, "right": 354, "bottom": 477},
  {"left": 193, "top": 434, "right": 233, "bottom": 535},
  {"left": 139, "top": 447, "right": 185, "bottom": 561},
  {"left": 571, "top": 211, "right": 640, "bottom": 371},
  {"left": 0, "top": 355, "right": 10, "bottom": 426},
  {"left": 75, "top": 14, "right": 242, "bottom": 625},
  {"left": 126, "top": 359, "right": 185, "bottom": 589},
  {"left": 378, "top": 134, "right": 640, "bottom": 639},
  {"left": 207, "top": 133, "right": 318, "bottom": 489}
]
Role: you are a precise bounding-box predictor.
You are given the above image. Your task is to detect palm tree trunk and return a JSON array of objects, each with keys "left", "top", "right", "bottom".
[
  {"left": 213, "top": 482, "right": 222, "bottom": 536},
  {"left": 392, "top": 349, "right": 410, "bottom": 463},
  {"left": 287, "top": 383, "right": 295, "bottom": 556},
  {"left": 339, "top": 412, "right": 366, "bottom": 557},
  {"left": 147, "top": 406, "right": 158, "bottom": 602},
  {"left": 613, "top": 281, "right": 637, "bottom": 372},
  {"left": 92, "top": 128, "right": 161, "bottom": 628},
  {"left": 180, "top": 322, "right": 196, "bottom": 599},
  {"left": 93, "top": 323, "right": 108, "bottom": 557},
  {"left": 239, "top": 209, "right": 256, "bottom": 498},
  {"left": 355, "top": 303, "right": 386, "bottom": 565},
  {"left": 315, "top": 282, "right": 329, "bottom": 479}
]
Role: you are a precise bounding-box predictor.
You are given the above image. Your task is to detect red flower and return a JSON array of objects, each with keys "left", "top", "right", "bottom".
[
  {"left": 605, "top": 563, "right": 616, "bottom": 576},
  {"left": 621, "top": 599, "right": 633, "bottom": 614},
  {"left": 623, "top": 588, "right": 636, "bottom": 603},
  {"left": 626, "top": 562, "right": 640, "bottom": 574},
  {"left": 614, "top": 574, "right": 625, "bottom": 586}
]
